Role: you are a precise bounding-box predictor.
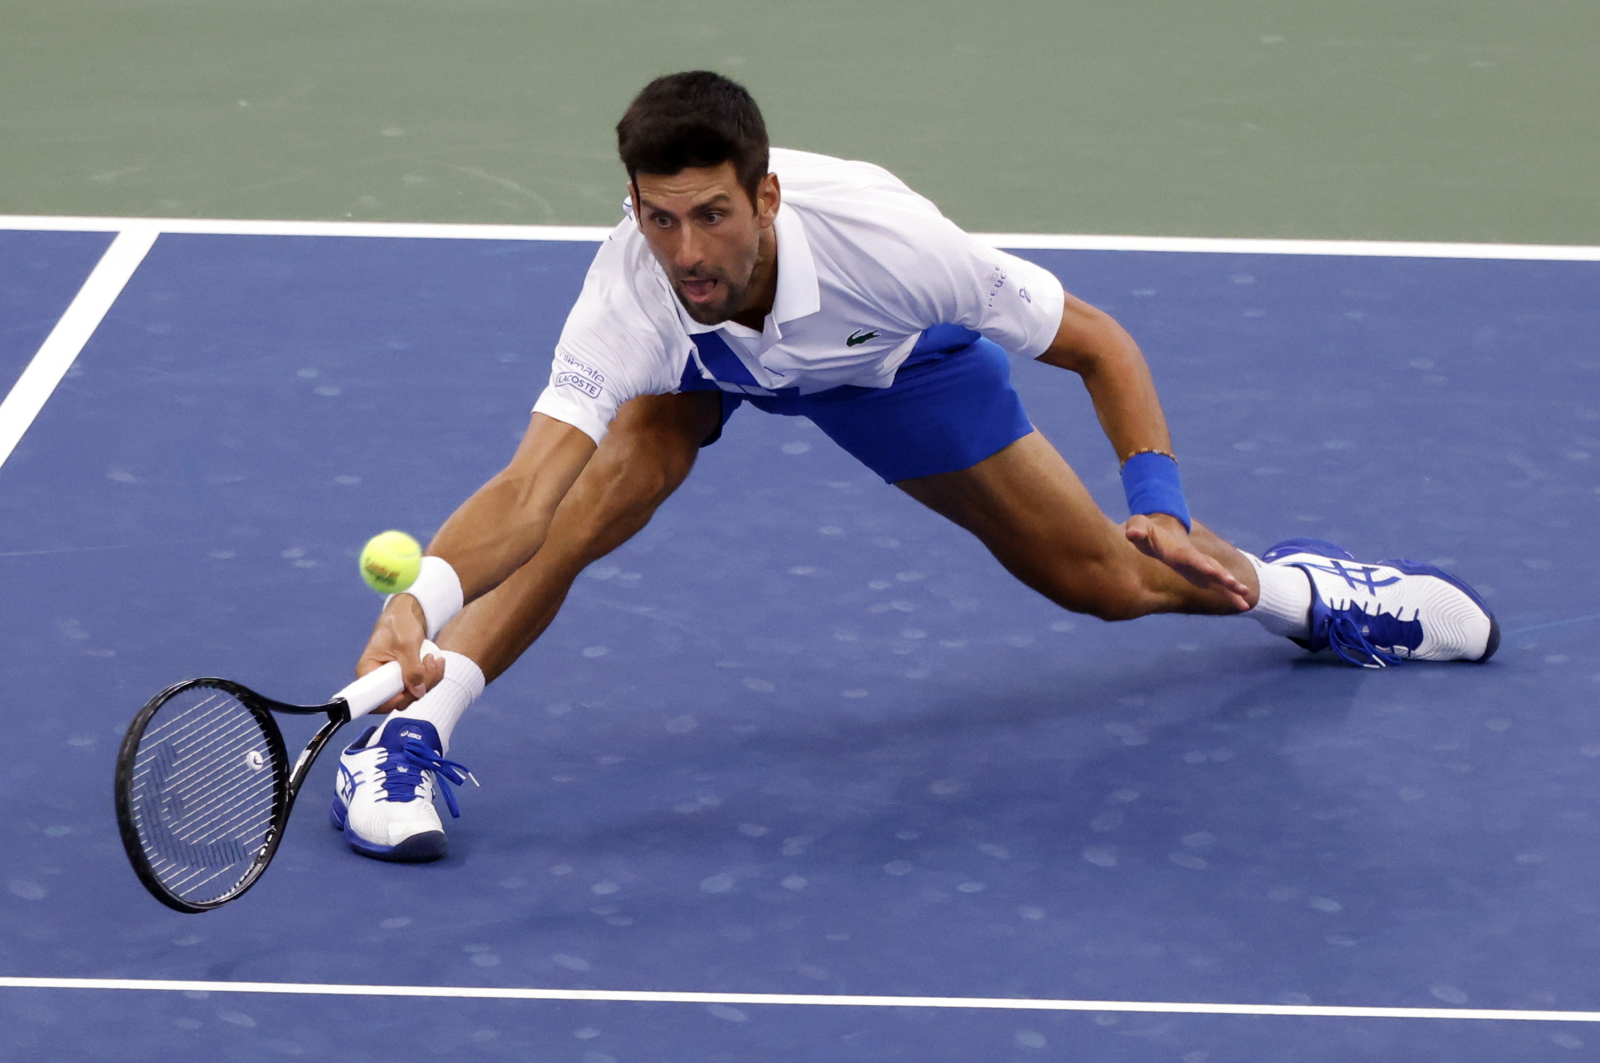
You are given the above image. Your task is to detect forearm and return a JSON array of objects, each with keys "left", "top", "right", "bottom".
[
  {"left": 422, "top": 412, "right": 597, "bottom": 606},
  {"left": 1036, "top": 296, "right": 1174, "bottom": 461},
  {"left": 425, "top": 472, "right": 569, "bottom": 603},
  {"left": 1077, "top": 337, "right": 1172, "bottom": 461}
]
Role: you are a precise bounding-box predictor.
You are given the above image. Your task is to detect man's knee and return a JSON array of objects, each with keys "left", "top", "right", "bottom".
[
  {"left": 593, "top": 431, "right": 696, "bottom": 508},
  {"left": 600, "top": 393, "right": 719, "bottom": 495},
  {"left": 611, "top": 392, "right": 722, "bottom": 449},
  {"left": 548, "top": 394, "right": 712, "bottom": 551}
]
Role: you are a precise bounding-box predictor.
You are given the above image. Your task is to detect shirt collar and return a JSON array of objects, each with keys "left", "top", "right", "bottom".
[
  {"left": 672, "top": 199, "right": 820, "bottom": 338},
  {"left": 769, "top": 200, "right": 820, "bottom": 327}
]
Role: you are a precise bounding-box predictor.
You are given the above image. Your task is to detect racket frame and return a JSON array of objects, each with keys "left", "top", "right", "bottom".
[{"left": 114, "top": 679, "right": 354, "bottom": 914}]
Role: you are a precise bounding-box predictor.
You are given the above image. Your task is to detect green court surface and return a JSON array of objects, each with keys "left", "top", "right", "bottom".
[{"left": 2, "top": 0, "right": 1596, "bottom": 243}]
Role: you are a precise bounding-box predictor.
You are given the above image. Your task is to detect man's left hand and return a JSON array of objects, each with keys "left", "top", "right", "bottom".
[{"left": 1123, "top": 513, "right": 1252, "bottom": 612}]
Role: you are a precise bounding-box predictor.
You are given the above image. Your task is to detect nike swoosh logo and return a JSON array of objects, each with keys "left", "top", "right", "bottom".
[{"left": 846, "top": 329, "right": 879, "bottom": 347}]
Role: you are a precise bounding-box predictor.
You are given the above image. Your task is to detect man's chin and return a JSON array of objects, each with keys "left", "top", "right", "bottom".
[
  {"left": 680, "top": 303, "right": 729, "bottom": 325},
  {"left": 673, "top": 285, "right": 742, "bottom": 326}
]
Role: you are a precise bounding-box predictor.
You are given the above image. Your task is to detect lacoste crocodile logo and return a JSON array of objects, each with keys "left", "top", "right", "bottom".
[{"left": 846, "top": 329, "right": 880, "bottom": 347}]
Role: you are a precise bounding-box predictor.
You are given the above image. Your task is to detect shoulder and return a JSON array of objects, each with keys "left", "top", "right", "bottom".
[
  {"left": 558, "top": 222, "right": 685, "bottom": 383},
  {"left": 772, "top": 147, "right": 979, "bottom": 267},
  {"left": 566, "top": 223, "right": 671, "bottom": 340},
  {"left": 772, "top": 149, "right": 998, "bottom": 305},
  {"left": 771, "top": 147, "right": 946, "bottom": 224}
]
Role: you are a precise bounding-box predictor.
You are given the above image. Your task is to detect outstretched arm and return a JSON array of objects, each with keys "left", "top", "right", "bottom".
[
  {"left": 359, "top": 412, "right": 597, "bottom": 702},
  {"left": 425, "top": 412, "right": 598, "bottom": 599},
  {"left": 1035, "top": 293, "right": 1250, "bottom": 609}
]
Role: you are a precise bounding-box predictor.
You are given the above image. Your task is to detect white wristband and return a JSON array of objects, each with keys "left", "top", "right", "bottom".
[{"left": 388, "top": 555, "right": 463, "bottom": 639}]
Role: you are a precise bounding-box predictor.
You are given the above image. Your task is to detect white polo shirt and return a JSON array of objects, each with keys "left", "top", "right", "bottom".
[{"left": 533, "top": 148, "right": 1066, "bottom": 444}]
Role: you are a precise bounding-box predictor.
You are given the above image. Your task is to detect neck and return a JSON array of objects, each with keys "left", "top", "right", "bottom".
[{"left": 729, "top": 224, "right": 778, "bottom": 331}]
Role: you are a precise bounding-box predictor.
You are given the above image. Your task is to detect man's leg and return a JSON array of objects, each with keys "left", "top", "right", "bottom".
[
  {"left": 895, "top": 429, "right": 1256, "bottom": 621},
  {"left": 895, "top": 429, "right": 1497, "bottom": 667},
  {"left": 436, "top": 390, "right": 724, "bottom": 677}
]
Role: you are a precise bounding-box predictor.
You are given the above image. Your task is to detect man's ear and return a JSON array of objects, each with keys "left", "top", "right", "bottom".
[
  {"left": 757, "top": 172, "right": 781, "bottom": 228},
  {"left": 627, "top": 180, "right": 642, "bottom": 228}
]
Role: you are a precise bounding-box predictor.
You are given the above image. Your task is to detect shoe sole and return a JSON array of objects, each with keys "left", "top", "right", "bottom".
[
  {"left": 1377, "top": 558, "right": 1501, "bottom": 663},
  {"left": 346, "top": 829, "right": 448, "bottom": 863},
  {"left": 329, "top": 796, "right": 449, "bottom": 862}
]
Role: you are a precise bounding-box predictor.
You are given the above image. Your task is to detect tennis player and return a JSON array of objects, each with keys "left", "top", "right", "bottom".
[{"left": 331, "top": 71, "right": 1498, "bottom": 861}]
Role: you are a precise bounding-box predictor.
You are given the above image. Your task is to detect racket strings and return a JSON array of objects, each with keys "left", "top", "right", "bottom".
[{"left": 127, "top": 686, "right": 281, "bottom": 904}]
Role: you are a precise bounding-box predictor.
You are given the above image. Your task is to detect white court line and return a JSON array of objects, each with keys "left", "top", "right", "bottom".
[
  {"left": 974, "top": 232, "right": 1600, "bottom": 261},
  {"left": 0, "top": 225, "right": 160, "bottom": 471},
  {"left": 3, "top": 214, "right": 1600, "bottom": 260},
  {"left": 0, "top": 976, "right": 1596, "bottom": 1023},
  {"left": 0, "top": 214, "right": 612, "bottom": 243}
]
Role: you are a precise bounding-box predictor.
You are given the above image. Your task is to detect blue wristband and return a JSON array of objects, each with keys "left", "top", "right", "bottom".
[{"left": 1120, "top": 451, "right": 1191, "bottom": 532}]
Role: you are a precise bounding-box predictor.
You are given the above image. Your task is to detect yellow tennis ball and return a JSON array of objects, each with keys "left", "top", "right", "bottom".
[{"left": 359, "top": 530, "right": 422, "bottom": 594}]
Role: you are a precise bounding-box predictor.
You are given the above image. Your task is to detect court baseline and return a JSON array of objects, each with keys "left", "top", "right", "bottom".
[{"left": 3, "top": 976, "right": 1599, "bottom": 1024}]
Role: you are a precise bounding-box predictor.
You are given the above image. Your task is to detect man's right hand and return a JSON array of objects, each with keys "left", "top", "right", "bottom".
[{"left": 357, "top": 594, "right": 445, "bottom": 714}]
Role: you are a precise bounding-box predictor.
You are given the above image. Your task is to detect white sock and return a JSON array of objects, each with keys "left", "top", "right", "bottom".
[
  {"left": 1243, "top": 553, "right": 1313, "bottom": 639},
  {"left": 379, "top": 642, "right": 485, "bottom": 753}
]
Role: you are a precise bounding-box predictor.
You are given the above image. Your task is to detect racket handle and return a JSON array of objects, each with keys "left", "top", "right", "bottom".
[{"left": 333, "top": 661, "right": 406, "bottom": 720}]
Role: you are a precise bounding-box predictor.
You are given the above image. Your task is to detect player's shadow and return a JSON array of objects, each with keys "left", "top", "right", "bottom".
[
  {"left": 463, "top": 646, "right": 1392, "bottom": 994},
  {"left": 481, "top": 642, "right": 1368, "bottom": 876}
]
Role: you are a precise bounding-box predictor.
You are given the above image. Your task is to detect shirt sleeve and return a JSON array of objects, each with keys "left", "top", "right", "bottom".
[
  {"left": 871, "top": 211, "right": 1067, "bottom": 358},
  {"left": 531, "top": 230, "right": 682, "bottom": 444}
]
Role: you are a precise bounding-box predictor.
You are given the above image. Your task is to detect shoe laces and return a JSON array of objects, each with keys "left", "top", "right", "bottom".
[
  {"left": 1325, "top": 603, "right": 1413, "bottom": 669},
  {"left": 379, "top": 739, "right": 477, "bottom": 818}
]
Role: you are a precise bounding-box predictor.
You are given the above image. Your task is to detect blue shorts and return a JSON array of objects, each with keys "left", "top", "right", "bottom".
[{"left": 682, "top": 325, "right": 1034, "bottom": 483}]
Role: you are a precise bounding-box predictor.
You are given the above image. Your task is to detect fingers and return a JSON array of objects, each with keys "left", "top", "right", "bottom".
[
  {"left": 1124, "top": 516, "right": 1251, "bottom": 611},
  {"left": 354, "top": 595, "right": 433, "bottom": 709},
  {"left": 372, "top": 691, "right": 413, "bottom": 716},
  {"left": 1123, "top": 516, "right": 1159, "bottom": 558},
  {"left": 421, "top": 652, "right": 447, "bottom": 690},
  {"left": 1179, "top": 553, "right": 1251, "bottom": 611},
  {"left": 357, "top": 651, "right": 415, "bottom": 713},
  {"left": 399, "top": 643, "right": 429, "bottom": 700},
  {"left": 369, "top": 653, "right": 444, "bottom": 714},
  {"left": 1184, "top": 560, "right": 1250, "bottom": 611}
]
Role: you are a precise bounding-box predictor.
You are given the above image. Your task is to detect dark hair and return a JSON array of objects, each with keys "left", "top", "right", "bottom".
[{"left": 616, "top": 71, "right": 769, "bottom": 205}]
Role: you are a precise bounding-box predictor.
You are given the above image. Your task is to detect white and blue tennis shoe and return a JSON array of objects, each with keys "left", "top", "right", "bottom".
[
  {"left": 330, "top": 718, "right": 474, "bottom": 862},
  {"left": 1262, "top": 538, "right": 1499, "bottom": 668}
]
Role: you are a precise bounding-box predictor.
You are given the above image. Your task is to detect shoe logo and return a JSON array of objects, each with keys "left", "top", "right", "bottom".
[
  {"left": 1301, "top": 560, "right": 1401, "bottom": 594},
  {"left": 337, "top": 764, "right": 359, "bottom": 802},
  {"left": 846, "top": 329, "right": 879, "bottom": 347}
]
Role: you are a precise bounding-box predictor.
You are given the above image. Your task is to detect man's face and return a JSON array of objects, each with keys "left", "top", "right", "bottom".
[{"left": 632, "top": 162, "right": 779, "bottom": 326}]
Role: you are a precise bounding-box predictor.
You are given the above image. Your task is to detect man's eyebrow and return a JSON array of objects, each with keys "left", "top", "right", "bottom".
[{"left": 638, "top": 192, "right": 735, "bottom": 215}]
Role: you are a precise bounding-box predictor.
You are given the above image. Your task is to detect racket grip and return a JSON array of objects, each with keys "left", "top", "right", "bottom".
[{"left": 333, "top": 662, "right": 406, "bottom": 720}]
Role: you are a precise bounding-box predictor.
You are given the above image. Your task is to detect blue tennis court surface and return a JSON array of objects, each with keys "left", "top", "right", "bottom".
[
  {"left": 2, "top": 226, "right": 1598, "bottom": 1061},
  {"left": 0, "top": 230, "right": 115, "bottom": 395}
]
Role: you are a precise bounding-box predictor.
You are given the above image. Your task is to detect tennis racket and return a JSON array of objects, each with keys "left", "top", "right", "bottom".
[{"left": 114, "top": 662, "right": 405, "bottom": 913}]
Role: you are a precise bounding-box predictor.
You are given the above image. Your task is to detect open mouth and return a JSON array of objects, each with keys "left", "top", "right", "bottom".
[{"left": 679, "top": 276, "right": 719, "bottom": 304}]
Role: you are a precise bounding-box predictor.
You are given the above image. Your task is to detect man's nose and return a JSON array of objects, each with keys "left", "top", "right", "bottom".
[{"left": 673, "top": 225, "right": 703, "bottom": 271}]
